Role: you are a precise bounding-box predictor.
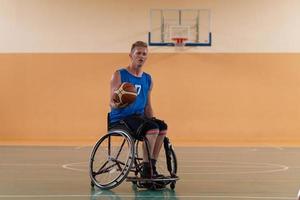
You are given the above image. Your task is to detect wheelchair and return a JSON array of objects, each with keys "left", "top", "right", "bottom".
[{"left": 89, "top": 114, "right": 179, "bottom": 190}]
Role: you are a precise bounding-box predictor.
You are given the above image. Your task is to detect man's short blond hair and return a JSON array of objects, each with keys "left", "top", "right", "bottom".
[{"left": 131, "top": 41, "right": 148, "bottom": 52}]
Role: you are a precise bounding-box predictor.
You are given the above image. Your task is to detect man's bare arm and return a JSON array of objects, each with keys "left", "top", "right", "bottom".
[
  {"left": 110, "top": 71, "right": 122, "bottom": 108},
  {"left": 144, "top": 82, "right": 154, "bottom": 118}
]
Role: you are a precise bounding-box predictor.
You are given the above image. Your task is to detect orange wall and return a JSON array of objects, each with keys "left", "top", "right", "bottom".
[{"left": 1, "top": 53, "right": 300, "bottom": 146}]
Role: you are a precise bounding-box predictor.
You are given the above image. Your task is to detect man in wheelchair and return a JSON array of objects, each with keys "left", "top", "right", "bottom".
[
  {"left": 109, "top": 41, "right": 168, "bottom": 182},
  {"left": 89, "top": 41, "right": 178, "bottom": 190}
]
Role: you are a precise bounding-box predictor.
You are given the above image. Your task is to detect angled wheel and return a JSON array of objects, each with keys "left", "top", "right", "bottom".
[
  {"left": 89, "top": 129, "right": 134, "bottom": 189},
  {"left": 163, "top": 137, "right": 178, "bottom": 176}
]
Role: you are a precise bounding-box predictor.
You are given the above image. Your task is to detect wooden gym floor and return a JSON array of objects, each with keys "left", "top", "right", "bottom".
[{"left": 0, "top": 146, "right": 300, "bottom": 200}]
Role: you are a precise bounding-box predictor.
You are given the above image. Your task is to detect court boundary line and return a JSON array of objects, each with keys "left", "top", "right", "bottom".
[
  {"left": 62, "top": 160, "right": 289, "bottom": 175},
  {"left": 0, "top": 194, "right": 296, "bottom": 199}
]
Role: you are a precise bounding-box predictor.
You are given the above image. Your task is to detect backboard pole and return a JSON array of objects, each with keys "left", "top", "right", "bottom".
[
  {"left": 196, "top": 10, "right": 200, "bottom": 43},
  {"left": 179, "top": 9, "right": 182, "bottom": 25},
  {"left": 161, "top": 10, "right": 165, "bottom": 43}
]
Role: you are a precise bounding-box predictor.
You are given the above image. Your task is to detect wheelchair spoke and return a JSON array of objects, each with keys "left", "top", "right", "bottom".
[
  {"left": 110, "top": 157, "right": 125, "bottom": 166},
  {"left": 97, "top": 162, "right": 118, "bottom": 174},
  {"left": 94, "top": 160, "right": 109, "bottom": 175},
  {"left": 108, "top": 135, "right": 111, "bottom": 156},
  {"left": 115, "top": 139, "right": 126, "bottom": 160},
  {"left": 116, "top": 162, "right": 123, "bottom": 172}
]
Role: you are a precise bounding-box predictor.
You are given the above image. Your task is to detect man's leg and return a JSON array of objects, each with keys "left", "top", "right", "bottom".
[
  {"left": 122, "top": 115, "right": 158, "bottom": 162},
  {"left": 120, "top": 115, "right": 160, "bottom": 180},
  {"left": 152, "top": 119, "right": 168, "bottom": 160},
  {"left": 140, "top": 126, "right": 160, "bottom": 180},
  {"left": 151, "top": 119, "right": 168, "bottom": 176},
  {"left": 143, "top": 129, "right": 159, "bottom": 162},
  {"left": 152, "top": 130, "right": 167, "bottom": 160}
]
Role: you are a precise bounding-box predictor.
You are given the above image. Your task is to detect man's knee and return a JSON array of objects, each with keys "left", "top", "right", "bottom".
[
  {"left": 152, "top": 118, "right": 168, "bottom": 136},
  {"left": 143, "top": 121, "right": 159, "bottom": 136}
]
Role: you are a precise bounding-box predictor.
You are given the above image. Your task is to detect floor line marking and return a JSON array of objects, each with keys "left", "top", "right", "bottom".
[
  {"left": 0, "top": 163, "right": 59, "bottom": 166},
  {"left": 62, "top": 162, "right": 88, "bottom": 172},
  {"left": 0, "top": 194, "right": 296, "bottom": 199},
  {"left": 74, "top": 146, "right": 88, "bottom": 150},
  {"left": 62, "top": 160, "right": 289, "bottom": 175}
]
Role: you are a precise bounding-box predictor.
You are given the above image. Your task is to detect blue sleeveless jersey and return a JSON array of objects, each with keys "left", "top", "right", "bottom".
[{"left": 109, "top": 68, "right": 152, "bottom": 123}]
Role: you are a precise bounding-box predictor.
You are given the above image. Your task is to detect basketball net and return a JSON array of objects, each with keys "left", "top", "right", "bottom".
[{"left": 172, "top": 37, "right": 188, "bottom": 51}]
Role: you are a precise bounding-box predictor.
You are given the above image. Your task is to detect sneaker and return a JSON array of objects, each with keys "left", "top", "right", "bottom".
[
  {"left": 139, "top": 162, "right": 152, "bottom": 188},
  {"left": 151, "top": 159, "right": 164, "bottom": 178},
  {"left": 141, "top": 162, "right": 151, "bottom": 178}
]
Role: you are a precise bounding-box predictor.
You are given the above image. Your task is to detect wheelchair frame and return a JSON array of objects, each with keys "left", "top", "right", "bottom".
[{"left": 89, "top": 115, "right": 179, "bottom": 190}]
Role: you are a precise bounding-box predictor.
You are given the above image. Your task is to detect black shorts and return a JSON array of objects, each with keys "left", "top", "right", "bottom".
[{"left": 109, "top": 115, "right": 167, "bottom": 140}]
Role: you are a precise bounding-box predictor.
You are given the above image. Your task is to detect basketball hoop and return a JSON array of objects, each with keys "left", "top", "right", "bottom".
[{"left": 171, "top": 37, "right": 188, "bottom": 47}]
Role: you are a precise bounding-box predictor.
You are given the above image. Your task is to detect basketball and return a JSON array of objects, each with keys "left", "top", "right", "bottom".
[{"left": 113, "top": 82, "right": 137, "bottom": 106}]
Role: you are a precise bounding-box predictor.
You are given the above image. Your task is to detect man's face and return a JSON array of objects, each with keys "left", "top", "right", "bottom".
[{"left": 130, "top": 47, "right": 148, "bottom": 69}]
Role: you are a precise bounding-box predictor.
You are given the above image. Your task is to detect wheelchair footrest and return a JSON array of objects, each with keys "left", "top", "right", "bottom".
[{"left": 126, "top": 176, "right": 179, "bottom": 182}]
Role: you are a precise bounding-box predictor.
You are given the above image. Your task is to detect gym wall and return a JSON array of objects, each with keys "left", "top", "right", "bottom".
[
  {"left": 1, "top": 0, "right": 300, "bottom": 145},
  {"left": 1, "top": 0, "right": 300, "bottom": 52}
]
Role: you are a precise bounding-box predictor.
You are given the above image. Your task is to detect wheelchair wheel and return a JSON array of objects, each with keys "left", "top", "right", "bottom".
[
  {"left": 89, "top": 129, "right": 134, "bottom": 189},
  {"left": 163, "top": 137, "right": 178, "bottom": 176}
]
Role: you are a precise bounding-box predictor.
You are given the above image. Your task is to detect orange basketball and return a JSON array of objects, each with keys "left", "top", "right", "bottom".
[{"left": 113, "top": 82, "right": 137, "bottom": 106}]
